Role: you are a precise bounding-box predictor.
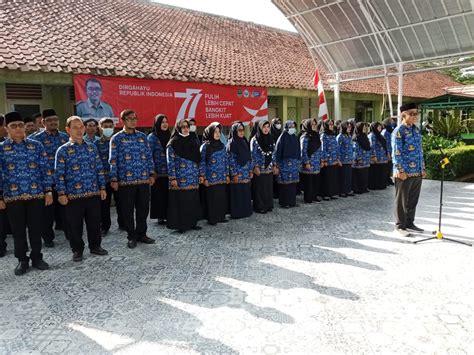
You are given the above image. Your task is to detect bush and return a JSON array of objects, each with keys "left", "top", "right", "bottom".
[
  {"left": 425, "top": 145, "right": 474, "bottom": 180},
  {"left": 422, "top": 134, "right": 464, "bottom": 153}
]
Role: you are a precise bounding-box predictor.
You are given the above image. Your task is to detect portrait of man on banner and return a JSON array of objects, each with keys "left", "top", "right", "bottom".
[{"left": 76, "top": 78, "right": 115, "bottom": 120}]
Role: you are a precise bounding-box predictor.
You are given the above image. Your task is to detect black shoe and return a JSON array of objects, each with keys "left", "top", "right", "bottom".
[
  {"left": 137, "top": 236, "right": 155, "bottom": 244},
  {"left": 255, "top": 209, "right": 267, "bottom": 213},
  {"left": 157, "top": 219, "right": 167, "bottom": 225},
  {"left": 208, "top": 221, "right": 217, "bottom": 226},
  {"left": 339, "top": 194, "right": 348, "bottom": 198},
  {"left": 330, "top": 196, "right": 338, "bottom": 200},
  {"left": 219, "top": 219, "right": 229, "bottom": 223},
  {"left": 281, "top": 205, "right": 290, "bottom": 209},
  {"left": 0, "top": 248, "right": 6, "bottom": 258},
  {"left": 14, "top": 260, "right": 29, "bottom": 276},
  {"left": 313, "top": 197, "right": 322, "bottom": 202},
  {"left": 32, "top": 259, "right": 49, "bottom": 270},
  {"left": 192, "top": 225, "right": 202, "bottom": 231},
  {"left": 72, "top": 252, "right": 83, "bottom": 262},
  {"left": 177, "top": 230, "right": 186, "bottom": 234},
  {"left": 346, "top": 192, "right": 355, "bottom": 197},
  {"left": 304, "top": 201, "right": 313, "bottom": 204},
  {"left": 290, "top": 204, "right": 300, "bottom": 208},
  {"left": 406, "top": 224, "right": 424, "bottom": 233},
  {"left": 90, "top": 247, "right": 109, "bottom": 256},
  {"left": 127, "top": 240, "right": 137, "bottom": 249},
  {"left": 322, "top": 197, "right": 330, "bottom": 201},
  {"left": 44, "top": 240, "right": 55, "bottom": 248}
]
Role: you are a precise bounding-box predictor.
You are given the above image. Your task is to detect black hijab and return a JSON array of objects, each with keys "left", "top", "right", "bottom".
[
  {"left": 167, "top": 119, "right": 201, "bottom": 163},
  {"left": 300, "top": 118, "right": 321, "bottom": 157},
  {"left": 270, "top": 118, "right": 282, "bottom": 143},
  {"left": 250, "top": 122, "right": 259, "bottom": 141},
  {"left": 370, "top": 122, "right": 387, "bottom": 153},
  {"left": 153, "top": 114, "right": 171, "bottom": 149},
  {"left": 353, "top": 122, "right": 371, "bottom": 151},
  {"left": 275, "top": 120, "right": 301, "bottom": 161},
  {"left": 322, "top": 119, "right": 337, "bottom": 136},
  {"left": 255, "top": 120, "right": 274, "bottom": 168},
  {"left": 339, "top": 120, "right": 354, "bottom": 137},
  {"left": 202, "top": 122, "right": 224, "bottom": 162},
  {"left": 227, "top": 122, "right": 251, "bottom": 166},
  {"left": 383, "top": 118, "right": 394, "bottom": 134}
]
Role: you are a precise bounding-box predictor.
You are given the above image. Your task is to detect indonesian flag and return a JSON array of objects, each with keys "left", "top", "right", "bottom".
[{"left": 313, "top": 69, "right": 328, "bottom": 121}]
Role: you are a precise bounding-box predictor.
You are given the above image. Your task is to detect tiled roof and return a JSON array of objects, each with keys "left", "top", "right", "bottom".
[{"left": 0, "top": 0, "right": 461, "bottom": 98}]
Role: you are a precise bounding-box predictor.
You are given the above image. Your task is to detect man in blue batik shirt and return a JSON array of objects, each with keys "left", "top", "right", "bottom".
[
  {"left": 0, "top": 111, "right": 53, "bottom": 275},
  {"left": 392, "top": 103, "right": 426, "bottom": 237},
  {"left": 55, "top": 116, "right": 109, "bottom": 262}
]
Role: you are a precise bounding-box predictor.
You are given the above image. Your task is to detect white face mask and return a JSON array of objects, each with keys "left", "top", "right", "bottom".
[
  {"left": 102, "top": 128, "right": 114, "bottom": 138},
  {"left": 288, "top": 127, "right": 296, "bottom": 135},
  {"left": 179, "top": 132, "right": 189, "bottom": 137},
  {"left": 189, "top": 125, "right": 197, "bottom": 133},
  {"left": 275, "top": 124, "right": 282, "bottom": 130}
]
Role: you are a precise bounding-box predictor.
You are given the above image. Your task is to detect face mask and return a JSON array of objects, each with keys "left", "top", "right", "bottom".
[
  {"left": 288, "top": 128, "right": 296, "bottom": 135},
  {"left": 275, "top": 124, "right": 282, "bottom": 130},
  {"left": 102, "top": 128, "right": 114, "bottom": 138},
  {"left": 189, "top": 125, "right": 197, "bottom": 133},
  {"left": 179, "top": 132, "right": 189, "bottom": 137}
]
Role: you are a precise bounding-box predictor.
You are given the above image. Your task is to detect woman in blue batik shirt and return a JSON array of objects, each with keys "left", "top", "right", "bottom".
[
  {"left": 227, "top": 122, "right": 253, "bottom": 219},
  {"left": 368, "top": 122, "right": 389, "bottom": 190},
  {"left": 166, "top": 119, "right": 203, "bottom": 233},
  {"left": 337, "top": 120, "right": 355, "bottom": 197},
  {"left": 320, "top": 119, "right": 341, "bottom": 200},
  {"left": 300, "top": 118, "right": 323, "bottom": 203},
  {"left": 200, "top": 122, "right": 230, "bottom": 225},
  {"left": 274, "top": 120, "right": 301, "bottom": 208},
  {"left": 382, "top": 118, "right": 395, "bottom": 186},
  {"left": 352, "top": 122, "right": 371, "bottom": 194},
  {"left": 148, "top": 114, "right": 171, "bottom": 225},
  {"left": 250, "top": 119, "right": 275, "bottom": 213}
]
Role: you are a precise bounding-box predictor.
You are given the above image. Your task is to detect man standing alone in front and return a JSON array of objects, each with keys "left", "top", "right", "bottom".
[{"left": 392, "top": 103, "right": 426, "bottom": 237}]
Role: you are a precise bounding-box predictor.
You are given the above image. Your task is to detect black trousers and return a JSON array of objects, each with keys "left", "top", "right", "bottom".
[
  {"left": 43, "top": 190, "right": 66, "bottom": 242},
  {"left": 301, "top": 173, "right": 321, "bottom": 203},
  {"left": 394, "top": 176, "right": 422, "bottom": 229},
  {"left": 279, "top": 183, "right": 297, "bottom": 207},
  {"left": 339, "top": 164, "right": 353, "bottom": 195},
  {"left": 6, "top": 199, "right": 44, "bottom": 262},
  {"left": 100, "top": 182, "right": 124, "bottom": 231},
  {"left": 252, "top": 173, "right": 274, "bottom": 212},
  {"left": 118, "top": 184, "right": 150, "bottom": 241},
  {"left": 0, "top": 210, "right": 7, "bottom": 252},
  {"left": 322, "top": 165, "right": 340, "bottom": 197},
  {"left": 65, "top": 196, "right": 102, "bottom": 253},
  {"left": 150, "top": 176, "right": 169, "bottom": 220}
]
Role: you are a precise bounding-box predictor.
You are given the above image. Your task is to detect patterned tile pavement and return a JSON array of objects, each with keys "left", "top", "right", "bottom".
[{"left": 0, "top": 180, "right": 472, "bottom": 354}]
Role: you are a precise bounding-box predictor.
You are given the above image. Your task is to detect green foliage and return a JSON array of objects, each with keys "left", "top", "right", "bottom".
[
  {"left": 422, "top": 134, "right": 464, "bottom": 153},
  {"left": 425, "top": 145, "right": 474, "bottom": 180},
  {"left": 431, "top": 112, "right": 473, "bottom": 138}
]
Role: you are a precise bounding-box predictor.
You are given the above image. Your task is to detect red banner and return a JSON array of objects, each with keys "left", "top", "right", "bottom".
[{"left": 73, "top": 74, "right": 268, "bottom": 127}]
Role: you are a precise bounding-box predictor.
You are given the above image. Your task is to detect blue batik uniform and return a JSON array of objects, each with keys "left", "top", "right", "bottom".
[
  {"left": 382, "top": 129, "right": 393, "bottom": 160},
  {"left": 84, "top": 135, "right": 100, "bottom": 144},
  {"left": 228, "top": 151, "right": 254, "bottom": 184},
  {"left": 200, "top": 144, "right": 228, "bottom": 185},
  {"left": 392, "top": 124, "right": 425, "bottom": 177},
  {"left": 0, "top": 138, "right": 53, "bottom": 203},
  {"left": 166, "top": 146, "right": 203, "bottom": 190},
  {"left": 250, "top": 137, "right": 274, "bottom": 175},
  {"left": 321, "top": 133, "right": 340, "bottom": 166},
  {"left": 336, "top": 133, "right": 354, "bottom": 165},
  {"left": 55, "top": 141, "right": 106, "bottom": 200},
  {"left": 109, "top": 130, "right": 155, "bottom": 186},
  {"left": 148, "top": 133, "right": 168, "bottom": 177},
  {"left": 352, "top": 141, "right": 371, "bottom": 168},
  {"left": 300, "top": 135, "right": 322, "bottom": 174},
  {"left": 274, "top": 154, "right": 300, "bottom": 184},
  {"left": 31, "top": 130, "right": 69, "bottom": 179},
  {"left": 94, "top": 137, "right": 112, "bottom": 183},
  {"left": 369, "top": 133, "right": 389, "bottom": 163}
]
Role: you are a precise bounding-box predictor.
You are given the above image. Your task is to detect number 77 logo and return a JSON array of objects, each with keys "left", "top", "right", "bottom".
[{"left": 174, "top": 89, "right": 203, "bottom": 120}]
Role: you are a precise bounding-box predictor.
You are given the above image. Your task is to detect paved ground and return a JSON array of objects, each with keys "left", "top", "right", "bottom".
[{"left": 0, "top": 180, "right": 473, "bottom": 354}]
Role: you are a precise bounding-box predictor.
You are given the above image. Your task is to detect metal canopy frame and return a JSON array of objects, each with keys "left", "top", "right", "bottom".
[{"left": 272, "top": 0, "right": 474, "bottom": 120}]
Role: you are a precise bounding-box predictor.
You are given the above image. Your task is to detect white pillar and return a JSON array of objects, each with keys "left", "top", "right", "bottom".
[
  {"left": 334, "top": 72, "right": 341, "bottom": 121},
  {"left": 397, "top": 62, "right": 404, "bottom": 124}
]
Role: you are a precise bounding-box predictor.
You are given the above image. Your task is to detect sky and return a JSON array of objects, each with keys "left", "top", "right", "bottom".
[{"left": 153, "top": 0, "right": 297, "bottom": 32}]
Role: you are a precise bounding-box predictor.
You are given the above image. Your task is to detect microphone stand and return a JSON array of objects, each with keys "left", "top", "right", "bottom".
[{"left": 414, "top": 147, "right": 472, "bottom": 246}]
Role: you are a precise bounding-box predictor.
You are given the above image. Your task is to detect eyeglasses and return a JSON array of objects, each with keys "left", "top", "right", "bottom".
[
  {"left": 8, "top": 123, "right": 25, "bottom": 129},
  {"left": 237, "top": 128, "right": 245, "bottom": 132},
  {"left": 87, "top": 87, "right": 102, "bottom": 92},
  {"left": 124, "top": 117, "right": 138, "bottom": 122}
]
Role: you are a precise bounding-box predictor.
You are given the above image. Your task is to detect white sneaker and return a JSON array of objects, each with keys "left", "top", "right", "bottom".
[{"left": 395, "top": 228, "right": 412, "bottom": 237}]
